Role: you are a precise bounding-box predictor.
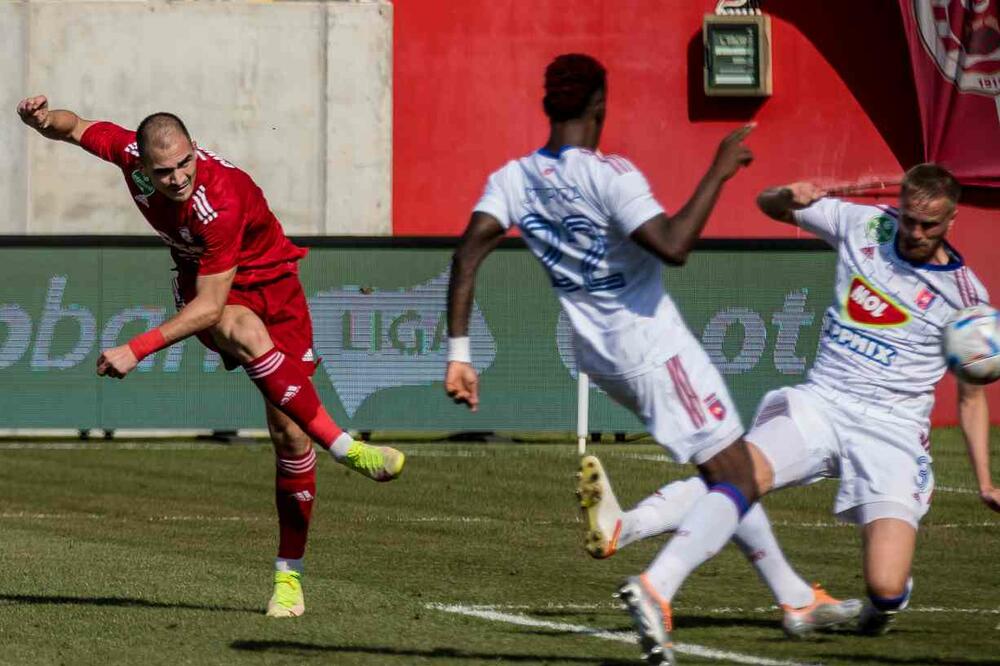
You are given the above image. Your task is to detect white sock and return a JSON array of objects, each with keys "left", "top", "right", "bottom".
[
  {"left": 275, "top": 557, "right": 303, "bottom": 573},
  {"left": 619, "top": 477, "right": 708, "bottom": 548},
  {"left": 328, "top": 432, "right": 354, "bottom": 461},
  {"left": 733, "top": 504, "right": 815, "bottom": 608},
  {"left": 644, "top": 488, "right": 743, "bottom": 601}
]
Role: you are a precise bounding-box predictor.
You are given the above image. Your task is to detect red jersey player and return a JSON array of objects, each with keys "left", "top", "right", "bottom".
[{"left": 17, "top": 95, "right": 405, "bottom": 619}]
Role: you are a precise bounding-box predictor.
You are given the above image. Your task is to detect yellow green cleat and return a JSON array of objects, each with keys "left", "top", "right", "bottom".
[
  {"left": 266, "top": 570, "right": 305, "bottom": 618},
  {"left": 343, "top": 441, "right": 405, "bottom": 482}
]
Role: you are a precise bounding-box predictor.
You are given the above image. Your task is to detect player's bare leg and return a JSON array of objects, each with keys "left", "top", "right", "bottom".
[
  {"left": 264, "top": 402, "right": 313, "bottom": 618},
  {"left": 859, "top": 517, "right": 917, "bottom": 635},
  {"left": 209, "top": 305, "right": 404, "bottom": 481}
]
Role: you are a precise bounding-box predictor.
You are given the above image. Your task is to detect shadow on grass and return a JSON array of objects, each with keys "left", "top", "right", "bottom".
[
  {"left": 231, "top": 640, "right": 636, "bottom": 664},
  {"left": 831, "top": 656, "right": 1000, "bottom": 666},
  {"left": 0, "top": 593, "right": 258, "bottom": 614}
]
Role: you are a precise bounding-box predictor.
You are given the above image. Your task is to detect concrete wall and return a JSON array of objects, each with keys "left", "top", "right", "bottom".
[{"left": 0, "top": 0, "right": 391, "bottom": 236}]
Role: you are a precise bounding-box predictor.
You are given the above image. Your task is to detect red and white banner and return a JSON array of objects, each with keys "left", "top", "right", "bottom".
[{"left": 900, "top": 0, "right": 1000, "bottom": 186}]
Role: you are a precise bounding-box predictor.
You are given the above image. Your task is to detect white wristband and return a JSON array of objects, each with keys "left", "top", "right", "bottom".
[{"left": 448, "top": 336, "right": 472, "bottom": 363}]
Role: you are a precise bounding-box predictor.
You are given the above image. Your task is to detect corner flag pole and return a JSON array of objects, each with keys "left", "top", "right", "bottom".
[{"left": 576, "top": 371, "right": 589, "bottom": 456}]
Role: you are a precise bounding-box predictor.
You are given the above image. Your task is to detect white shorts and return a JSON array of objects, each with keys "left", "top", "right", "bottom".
[
  {"left": 592, "top": 340, "right": 744, "bottom": 465},
  {"left": 745, "top": 385, "right": 933, "bottom": 528}
]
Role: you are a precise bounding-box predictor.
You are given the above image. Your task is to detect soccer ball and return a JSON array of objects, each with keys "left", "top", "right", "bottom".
[{"left": 943, "top": 304, "right": 1000, "bottom": 385}]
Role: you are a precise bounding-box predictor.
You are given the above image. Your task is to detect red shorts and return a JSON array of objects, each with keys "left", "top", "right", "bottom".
[{"left": 174, "top": 271, "right": 318, "bottom": 376}]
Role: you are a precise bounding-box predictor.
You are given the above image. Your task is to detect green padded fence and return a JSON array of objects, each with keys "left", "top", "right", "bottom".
[{"left": 0, "top": 242, "right": 834, "bottom": 431}]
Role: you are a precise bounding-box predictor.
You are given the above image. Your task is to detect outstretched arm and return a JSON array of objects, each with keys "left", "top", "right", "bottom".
[
  {"left": 17, "top": 95, "right": 94, "bottom": 145},
  {"left": 756, "top": 182, "right": 828, "bottom": 224},
  {"left": 957, "top": 381, "right": 1000, "bottom": 512},
  {"left": 630, "top": 124, "right": 754, "bottom": 266},
  {"left": 444, "top": 212, "right": 507, "bottom": 411}
]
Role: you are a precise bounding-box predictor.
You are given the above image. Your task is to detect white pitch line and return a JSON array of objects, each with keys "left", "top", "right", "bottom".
[
  {"left": 427, "top": 603, "right": 817, "bottom": 666},
  {"left": 0, "top": 442, "right": 225, "bottom": 451},
  {"left": 465, "top": 602, "right": 1000, "bottom": 616}
]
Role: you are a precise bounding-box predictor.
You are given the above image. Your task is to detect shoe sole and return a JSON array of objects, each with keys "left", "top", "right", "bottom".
[
  {"left": 616, "top": 581, "right": 675, "bottom": 665},
  {"left": 575, "top": 456, "right": 618, "bottom": 559}
]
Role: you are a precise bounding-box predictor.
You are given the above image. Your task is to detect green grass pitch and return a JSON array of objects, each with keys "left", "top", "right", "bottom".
[{"left": 0, "top": 429, "right": 997, "bottom": 665}]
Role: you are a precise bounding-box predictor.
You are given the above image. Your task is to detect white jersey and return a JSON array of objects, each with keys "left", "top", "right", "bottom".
[
  {"left": 795, "top": 198, "right": 989, "bottom": 427},
  {"left": 474, "top": 146, "right": 684, "bottom": 378}
]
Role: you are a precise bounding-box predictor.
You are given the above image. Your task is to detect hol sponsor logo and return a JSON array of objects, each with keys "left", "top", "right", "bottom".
[{"left": 845, "top": 275, "right": 910, "bottom": 326}]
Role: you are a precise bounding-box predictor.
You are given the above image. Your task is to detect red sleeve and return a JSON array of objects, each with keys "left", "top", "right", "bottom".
[
  {"left": 79, "top": 121, "right": 138, "bottom": 168},
  {"left": 195, "top": 188, "right": 244, "bottom": 276}
]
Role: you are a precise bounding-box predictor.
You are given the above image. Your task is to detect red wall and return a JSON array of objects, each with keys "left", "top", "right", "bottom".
[{"left": 393, "top": 0, "right": 999, "bottom": 425}]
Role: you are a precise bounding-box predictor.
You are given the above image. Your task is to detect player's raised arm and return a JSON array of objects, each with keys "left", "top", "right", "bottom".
[
  {"left": 444, "top": 212, "right": 507, "bottom": 411},
  {"left": 630, "top": 124, "right": 753, "bottom": 266},
  {"left": 756, "top": 182, "right": 828, "bottom": 224},
  {"left": 957, "top": 380, "right": 1000, "bottom": 512},
  {"left": 16, "top": 95, "right": 94, "bottom": 145}
]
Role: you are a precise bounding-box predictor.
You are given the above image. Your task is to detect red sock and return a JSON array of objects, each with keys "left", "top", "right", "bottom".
[
  {"left": 275, "top": 448, "right": 317, "bottom": 560},
  {"left": 245, "top": 347, "right": 343, "bottom": 449}
]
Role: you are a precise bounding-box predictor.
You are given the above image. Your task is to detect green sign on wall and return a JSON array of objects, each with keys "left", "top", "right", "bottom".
[{"left": 0, "top": 246, "right": 834, "bottom": 432}]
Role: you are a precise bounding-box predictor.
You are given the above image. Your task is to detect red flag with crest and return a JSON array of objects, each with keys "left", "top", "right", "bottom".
[{"left": 899, "top": 0, "right": 1000, "bottom": 186}]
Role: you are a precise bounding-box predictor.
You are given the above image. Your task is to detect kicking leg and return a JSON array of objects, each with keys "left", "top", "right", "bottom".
[{"left": 211, "top": 305, "right": 404, "bottom": 481}]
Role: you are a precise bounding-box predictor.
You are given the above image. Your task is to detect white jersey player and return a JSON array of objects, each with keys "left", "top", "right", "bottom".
[
  {"left": 748, "top": 166, "right": 999, "bottom": 634},
  {"left": 608, "top": 164, "right": 1000, "bottom": 663},
  {"left": 444, "top": 53, "right": 859, "bottom": 663}
]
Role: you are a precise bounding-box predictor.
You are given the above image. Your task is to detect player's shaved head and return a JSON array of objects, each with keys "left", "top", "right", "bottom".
[
  {"left": 136, "top": 112, "right": 193, "bottom": 163},
  {"left": 543, "top": 54, "right": 607, "bottom": 122},
  {"left": 902, "top": 163, "right": 961, "bottom": 209}
]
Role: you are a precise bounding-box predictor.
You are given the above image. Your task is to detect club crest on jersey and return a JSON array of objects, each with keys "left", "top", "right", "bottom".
[
  {"left": 865, "top": 214, "right": 896, "bottom": 244},
  {"left": 131, "top": 169, "right": 155, "bottom": 207},
  {"left": 844, "top": 275, "right": 910, "bottom": 327},
  {"left": 703, "top": 394, "right": 726, "bottom": 421}
]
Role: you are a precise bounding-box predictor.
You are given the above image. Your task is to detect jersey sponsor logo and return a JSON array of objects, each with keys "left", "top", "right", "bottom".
[
  {"left": 703, "top": 393, "right": 727, "bottom": 421},
  {"left": 130, "top": 169, "right": 155, "bottom": 207},
  {"left": 860, "top": 246, "right": 876, "bottom": 261},
  {"left": 124, "top": 142, "right": 140, "bottom": 158},
  {"left": 844, "top": 275, "right": 910, "bottom": 327},
  {"left": 915, "top": 286, "right": 938, "bottom": 311},
  {"left": 865, "top": 214, "right": 896, "bottom": 244},
  {"left": 302, "top": 348, "right": 315, "bottom": 363},
  {"left": 824, "top": 317, "right": 897, "bottom": 366}
]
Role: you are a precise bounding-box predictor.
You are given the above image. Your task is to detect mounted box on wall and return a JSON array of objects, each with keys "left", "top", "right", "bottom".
[{"left": 703, "top": 13, "right": 772, "bottom": 97}]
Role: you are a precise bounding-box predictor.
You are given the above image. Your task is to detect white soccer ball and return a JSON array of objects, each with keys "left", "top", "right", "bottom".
[{"left": 943, "top": 304, "right": 1000, "bottom": 385}]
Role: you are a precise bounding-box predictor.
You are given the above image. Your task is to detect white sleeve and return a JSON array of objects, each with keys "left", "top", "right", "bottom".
[
  {"left": 791, "top": 197, "right": 852, "bottom": 246},
  {"left": 472, "top": 168, "right": 513, "bottom": 229},
  {"left": 605, "top": 170, "right": 665, "bottom": 235}
]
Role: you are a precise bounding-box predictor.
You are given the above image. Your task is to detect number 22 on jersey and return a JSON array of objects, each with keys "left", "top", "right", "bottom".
[{"left": 519, "top": 213, "right": 625, "bottom": 294}]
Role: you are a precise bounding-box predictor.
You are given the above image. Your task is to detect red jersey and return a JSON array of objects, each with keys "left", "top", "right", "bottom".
[{"left": 80, "top": 121, "right": 307, "bottom": 288}]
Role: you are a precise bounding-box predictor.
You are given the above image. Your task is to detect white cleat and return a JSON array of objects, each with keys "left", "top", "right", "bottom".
[
  {"left": 616, "top": 575, "right": 676, "bottom": 665},
  {"left": 781, "top": 583, "right": 863, "bottom": 637},
  {"left": 575, "top": 455, "right": 623, "bottom": 559}
]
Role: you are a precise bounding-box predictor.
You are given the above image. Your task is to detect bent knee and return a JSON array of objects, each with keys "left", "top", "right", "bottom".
[{"left": 866, "top": 576, "right": 912, "bottom": 606}]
